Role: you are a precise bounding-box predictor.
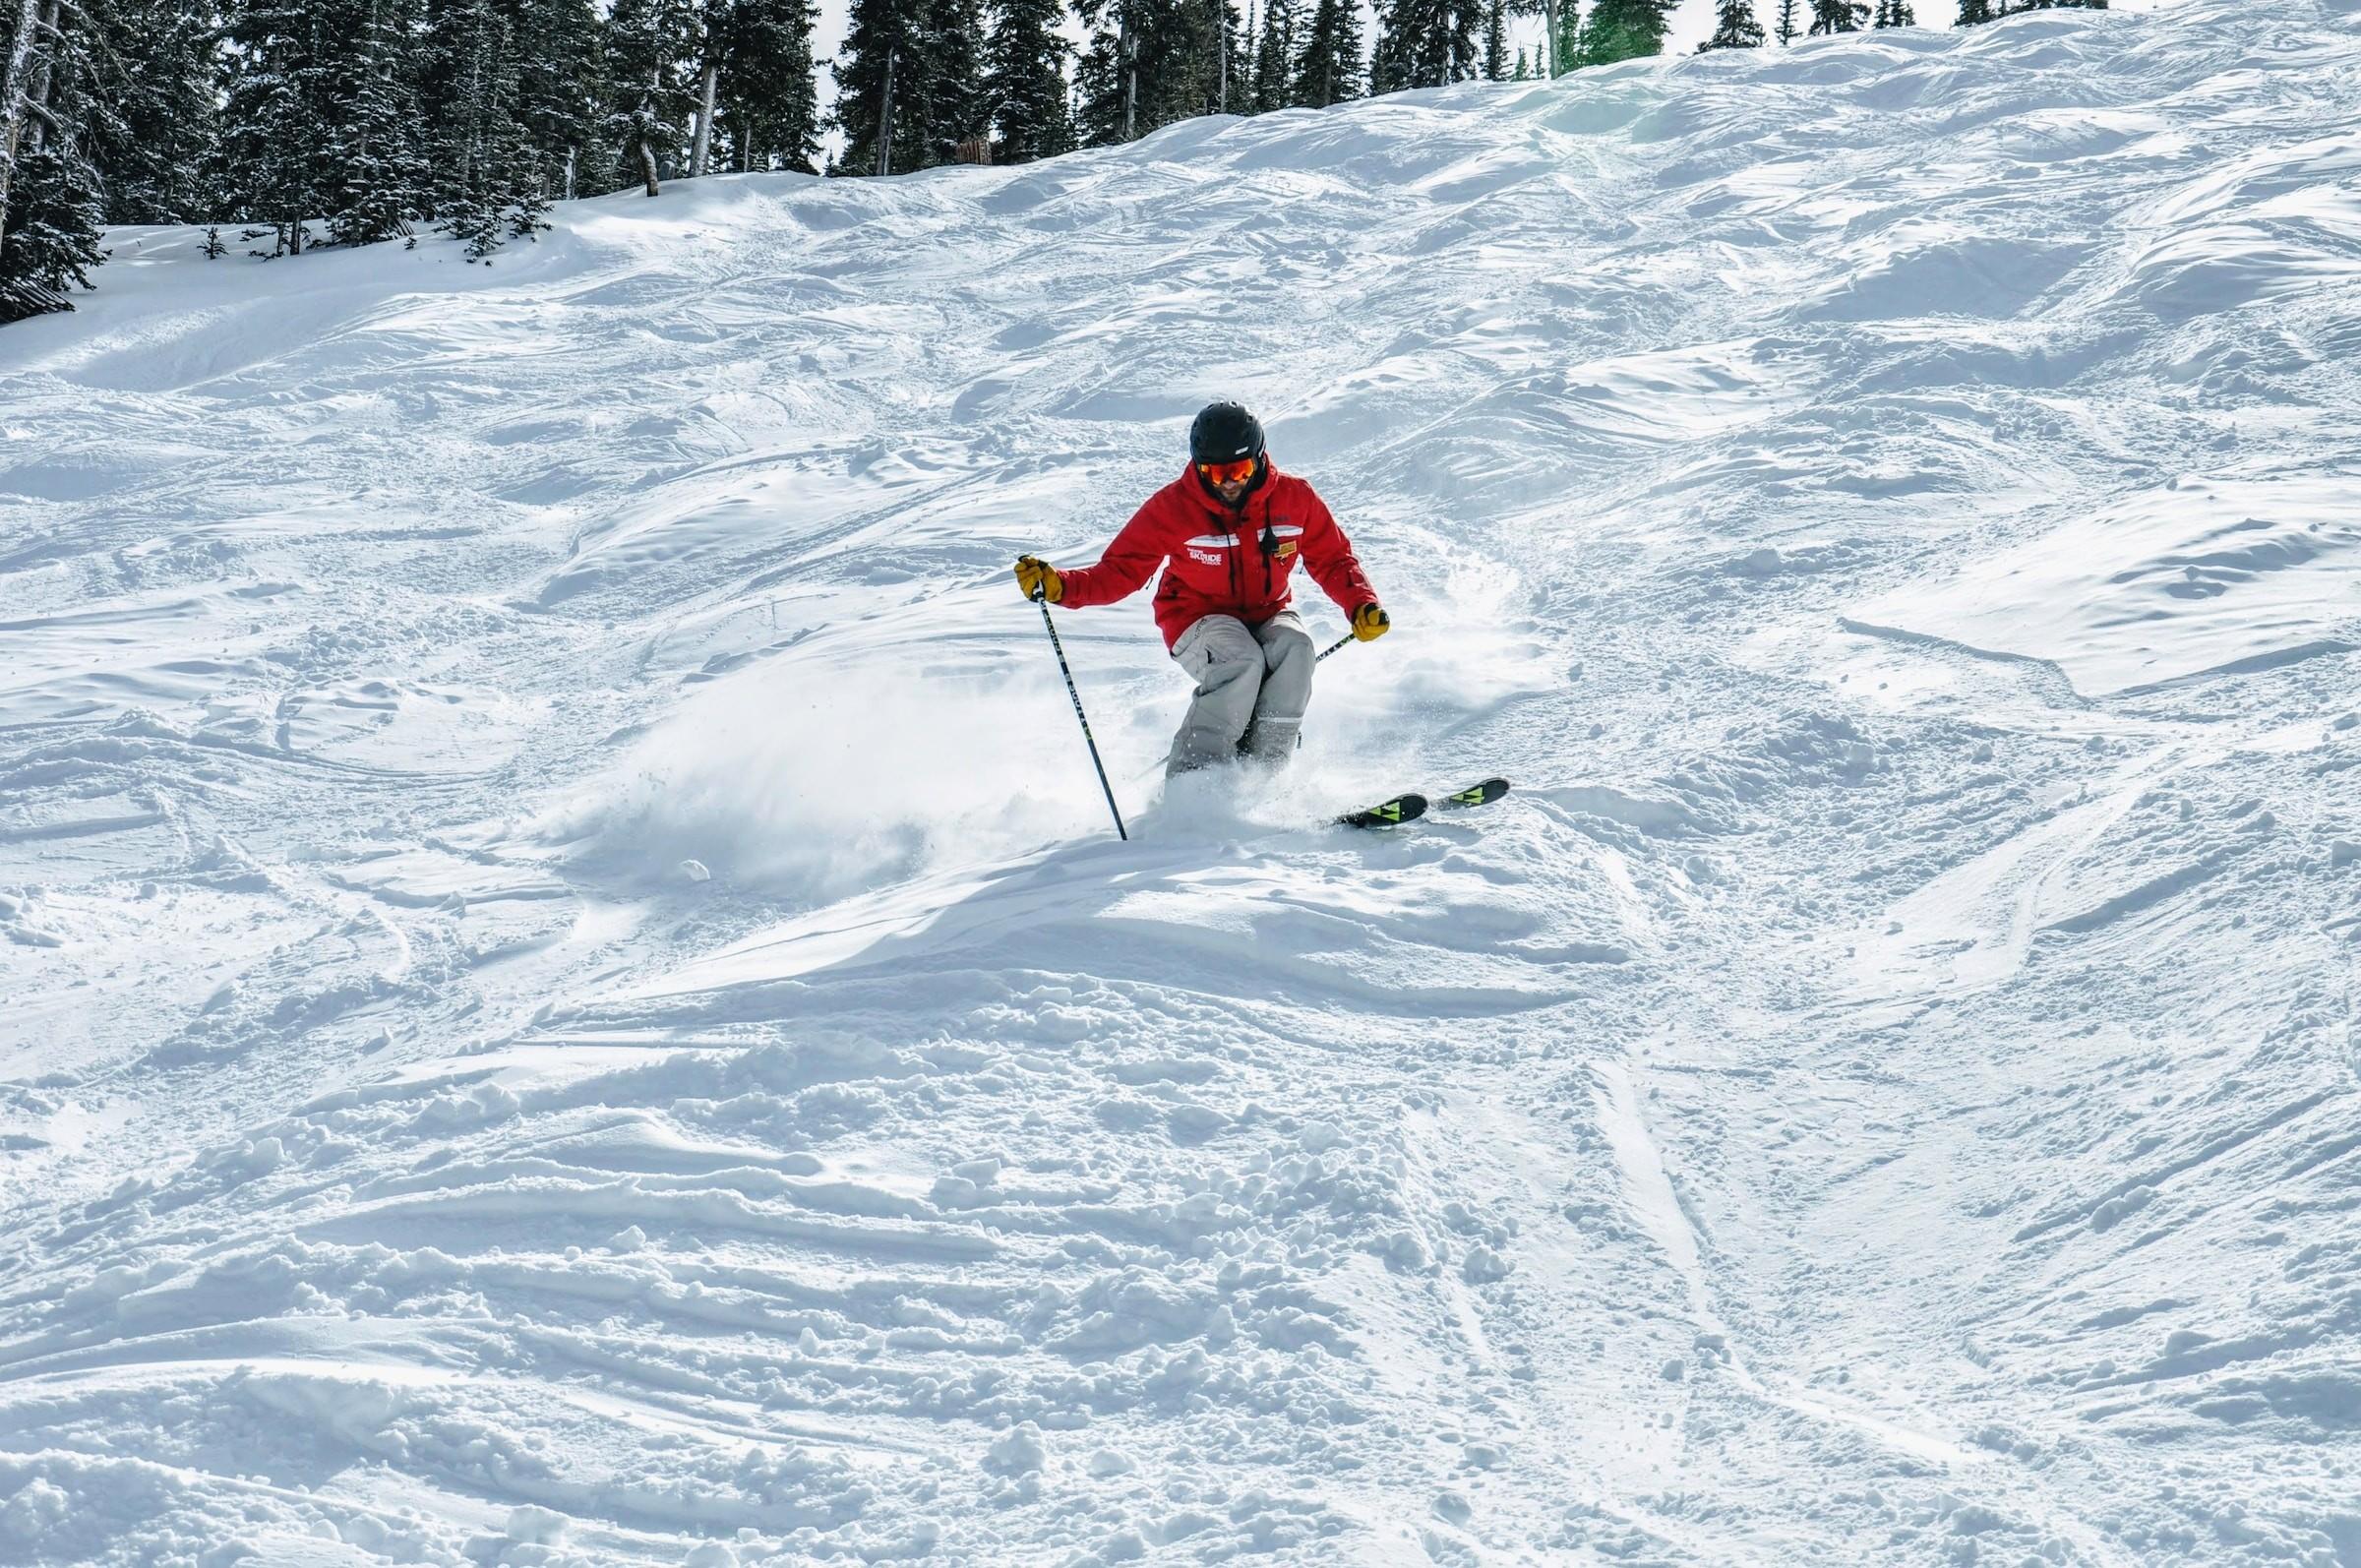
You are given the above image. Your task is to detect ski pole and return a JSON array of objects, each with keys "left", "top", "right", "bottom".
[
  {"left": 1032, "top": 589, "right": 1128, "bottom": 842},
  {"left": 1316, "top": 633, "right": 1355, "bottom": 663}
]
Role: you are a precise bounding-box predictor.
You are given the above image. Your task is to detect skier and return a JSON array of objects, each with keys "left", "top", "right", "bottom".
[{"left": 1013, "top": 401, "right": 1389, "bottom": 777}]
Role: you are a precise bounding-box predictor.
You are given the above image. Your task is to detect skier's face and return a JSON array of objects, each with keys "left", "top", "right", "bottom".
[{"left": 1199, "top": 455, "right": 1256, "bottom": 506}]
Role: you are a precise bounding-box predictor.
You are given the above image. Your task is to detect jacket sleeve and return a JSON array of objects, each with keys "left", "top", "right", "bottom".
[
  {"left": 1297, "top": 484, "right": 1378, "bottom": 614},
  {"left": 1055, "top": 497, "right": 1168, "bottom": 609}
]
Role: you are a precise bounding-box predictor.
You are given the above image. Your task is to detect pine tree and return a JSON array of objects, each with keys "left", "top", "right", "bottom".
[
  {"left": 720, "top": 0, "right": 819, "bottom": 171},
  {"left": 986, "top": 0, "right": 1064, "bottom": 160},
  {"left": 1573, "top": 0, "right": 1674, "bottom": 66},
  {"left": 217, "top": 0, "right": 333, "bottom": 253},
  {"left": 1072, "top": 0, "right": 1227, "bottom": 145},
  {"left": 605, "top": 0, "right": 696, "bottom": 193},
  {"left": 1698, "top": 0, "right": 1765, "bottom": 47},
  {"left": 834, "top": 0, "right": 917, "bottom": 167},
  {"left": 215, "top": 0, "right": 434, "bottom": 252},
  {"left": 1547, "top": 0, "right": 1578, "bottom": 72},
  {"left": 1293, "top": 0, "right": 1362, "bottom": 106},
  {"left": 1222, "top": 0, "right": 1245, "bottom": 110},
  {"left": 918, "top": 0, "right": 990, "bottom": 162},
  {"left": 508, "top": 0, "right": 605, "bottom": 199},
  {"left": 1807, "top": 0, "right": 1864, "bottom": 31},
  {"left": 1481, "top": 0, "right": 1507, "bottom": 80},
  {"left": 326, "top": 0, "right": 429, "bottom": 246},
  {"left": 1511, "top": 44, "right": 1526, "bottom": 78},
  {"left": 1871, "top": 0, "right": 1911, "bottom": 23},
  {"left": 1069, "top": 2, "right": 1121, "bottom": 144},
  {"left": 2, "top": 0, "right": 56, "bottom": 252},
  {"left": 0, "top": 0, "right": 107, "bottom": 322},
  {"left": 0, "top": 142, "right": 103, "bottom": 320},
  {"left": 1774, "top": 0, "right": 1800, "bottom": 36},
  {"left": 435, "top": 0, "right": 546, "bottom": 255},
  {"left": 1952, "top": 0, "right": 1992, "bottom": 20},
  {"left": 1370, "top": 0, "right": 1480, "bottom": 92},
  {"left": 90, "top": 0, "right": 221, "bottom": 223},
  {"left": 1248, "top": 0, "right": 1293, "bottom": 111}
]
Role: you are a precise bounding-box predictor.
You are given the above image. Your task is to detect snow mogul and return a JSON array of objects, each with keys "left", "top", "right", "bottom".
[{"left": 1013, "top": 400, "right": 1390, "bottom": 778}]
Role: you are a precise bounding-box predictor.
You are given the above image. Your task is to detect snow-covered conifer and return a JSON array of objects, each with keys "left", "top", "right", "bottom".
[
  {"left": 326, "top": 0, "right": 430, "bottom": 247},
  {"left": 604, "top": 0, "right": 696, "bottom": 193},
  {"left": 508, "top": 0, "right": 606, "bottom": 198},
  {"left": 985, "top": 0, "right": 1068, "bottom": 161},
  {"left": 1574, "top": 0, "right": 1675, "bottom": 66},
  {"left": 834, "top": 0, "right": 919, "bottom": 167},
  {"left": 1699, "top": 0, "right": 1766, "bottom": 48},
  {"left": 0, "top": 143, "right": 104, "bottom": 320},
  {"left": 1482, "top": 0, "right": 1508, "bottom": 80},
  {"left": 920, "top": 0, "right": 991, "bottom": 161},
  {"left": 1073, "top": 0, "right": 1227, "bottom": 146},
  {"left": 216, "top": 0, "right": 333, "bottom": 253},
  {"left": 1248, "top": 0, "right": 1294, "bottom": 111},
  {"left": 1807, "top": 0, "right": 1864, "bottom": 31},
  {"left": 434, "top": 0, "right": 544, "bottom": 253},
  {"left": 719, "top": 0, "right": 821, "bottom": 171},
  {"left": 1774, "top": 0, "right": 1799, "bottom": 40},
  {"left": 91, "top": 0, "right": 220, "bottom": 222},
  {"left": 1, "top": 0, "right": 111, "bottom": 316},
  {"left": 1292, "top": 0, "right": 1361, "bottom": 105},
  {"left": 1370, "top": 0, "right": 1481, "bottom": 91}
]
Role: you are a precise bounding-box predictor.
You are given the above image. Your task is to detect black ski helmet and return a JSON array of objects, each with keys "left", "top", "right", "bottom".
[{"left": 1189, "top": 401, "right": 1265, "bottom": 467}]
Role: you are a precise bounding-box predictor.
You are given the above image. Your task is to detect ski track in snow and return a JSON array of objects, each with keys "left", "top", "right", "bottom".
[{"left": 7, "top": 1, "right": 2361, "bottom": 1561}]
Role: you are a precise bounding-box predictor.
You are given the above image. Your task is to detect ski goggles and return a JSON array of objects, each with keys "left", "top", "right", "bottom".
[{"left": 1197, "top": 456, "right": 1257, "bottom": 485}]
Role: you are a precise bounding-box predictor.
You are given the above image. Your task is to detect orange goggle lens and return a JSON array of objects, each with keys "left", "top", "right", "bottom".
[{"left": 1198, "top": 457, "right": 1257, "bottom": 485}]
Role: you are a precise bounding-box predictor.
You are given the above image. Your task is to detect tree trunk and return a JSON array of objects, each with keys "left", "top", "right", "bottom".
[
  {"left": 639, "top": 136, "right": 660, "bottom": 196},
  {"left": 23, "top": 0, "right": 55, "bottom": 151},
  {"left": 457, "top": 51, "right": 480, "bottom": 196},
  {"left": 1121, "top": 20, "right": 1137, "bottom": 140},
  {"left": 691, "top": 56, "right": 717, "bottom": 176},
  {"left": 875, "top": 48, "right": 894, "bottom": 176},
  {"left": 1544, "top": 0, "right": 1557, "bottom": 74},
  {"left": 0, "top": 0, "right": 44, "bottom": 264}
]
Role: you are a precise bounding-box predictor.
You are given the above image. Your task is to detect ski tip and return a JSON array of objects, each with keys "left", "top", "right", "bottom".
[
  {"left": 1339, "top": 793, "right": 1428, "bottom": 828},
  {"left": 1439, "top": 777, "right": 1511, "bottom": 810}
]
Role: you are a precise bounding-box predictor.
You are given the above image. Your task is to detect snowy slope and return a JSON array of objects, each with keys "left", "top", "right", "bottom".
[{"left": 7, "top": 1, "right": 2361, "bottom": 1561}]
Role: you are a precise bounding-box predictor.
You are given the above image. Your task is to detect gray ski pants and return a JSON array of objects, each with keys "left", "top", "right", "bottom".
[{"left": 1168, "top": 611, "right": 1315, "bottom": 776}]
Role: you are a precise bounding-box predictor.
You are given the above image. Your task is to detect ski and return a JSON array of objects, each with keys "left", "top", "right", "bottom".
[
  {"left": 1337, "top": 779, "right": 1509, "bottom": 831},
  {"left": 1436, "top": 776, "right": 1511, "bottom": 811},
  {"left": 1338, "top": 793, "right": 1427, "bottom": 829}
]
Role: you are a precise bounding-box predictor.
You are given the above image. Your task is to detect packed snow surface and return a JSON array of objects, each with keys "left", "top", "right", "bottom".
[{"left": 8, "top": 2, "right": 2361, "bottom": 1561}]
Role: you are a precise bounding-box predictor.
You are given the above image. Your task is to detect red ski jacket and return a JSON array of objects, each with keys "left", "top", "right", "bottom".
[{"left": 1056, "top": 464, "right": 1378, "bottom": 649}]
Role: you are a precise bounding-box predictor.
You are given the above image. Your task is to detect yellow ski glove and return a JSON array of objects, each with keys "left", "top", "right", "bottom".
[
  {"left": 1352, "top": 603, "right": 1391, "bottom": 642},
  {"left": 1015, "top": 556, "right": 1062, "bottom": 603}
]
